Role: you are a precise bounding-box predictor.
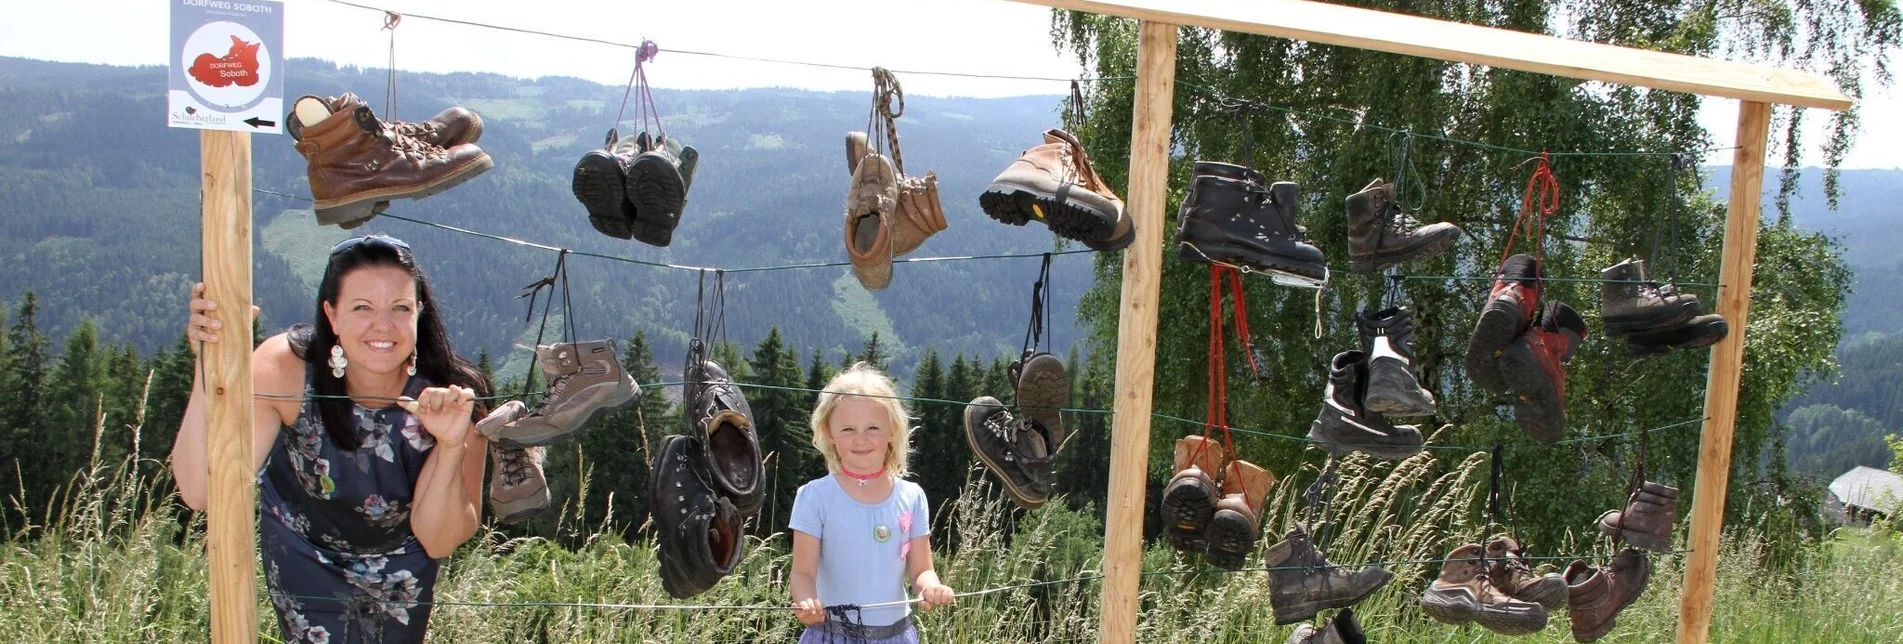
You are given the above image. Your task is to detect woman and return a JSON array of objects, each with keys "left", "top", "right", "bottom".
[{"left": 174, "top": 234, "right": 490, "bottom": 643}]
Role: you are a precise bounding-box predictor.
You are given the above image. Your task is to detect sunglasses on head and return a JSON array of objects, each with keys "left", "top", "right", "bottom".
[{"left": 329, "top": 235, "right": 412, "bottom": 256}]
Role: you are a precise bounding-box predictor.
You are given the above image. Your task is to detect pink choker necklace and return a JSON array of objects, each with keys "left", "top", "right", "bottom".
[{"left": 841, "top": 466, "right": 886, "bottom": 487}]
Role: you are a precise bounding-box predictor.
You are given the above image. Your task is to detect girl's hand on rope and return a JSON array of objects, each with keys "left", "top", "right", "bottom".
[
  {"left": 398, "top": 385, "right": 476, "bottom": 447},
  {"left": 916, "top": 582, "right": 955, "bottom": 610},
  {"left": 186, "top": 282, "right": 259, "bottom": 356},
  {"left": 792, "top": 598, "right": 825, "bottom": 625}
]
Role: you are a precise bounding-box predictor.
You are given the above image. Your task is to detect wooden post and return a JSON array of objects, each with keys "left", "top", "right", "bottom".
[
  {"left": 1675, "top": 100, "right": 1770, "bottom": 644},
  {"left": 1099, "top": 20, "right": 1176, "bottom": 644},
  {"left": 201, "top": 129, "right": 258, "bottom": 644}
]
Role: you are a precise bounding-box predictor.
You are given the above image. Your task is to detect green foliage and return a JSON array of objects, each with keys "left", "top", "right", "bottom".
[{"left": 1784, "top": 404, "right": 1893, "bottom": 476}]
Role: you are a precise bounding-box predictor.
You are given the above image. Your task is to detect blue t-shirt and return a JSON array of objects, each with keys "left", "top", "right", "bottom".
[{"left": 789, "top": 475, "right": 931, "bottom": 628}]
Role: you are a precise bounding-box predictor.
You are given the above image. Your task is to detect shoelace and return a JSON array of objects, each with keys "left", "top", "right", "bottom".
[
  {"left": 530, "top": 370, "right": 575, "bottom": 415},
  {"left": 386, "top": 131, "right": 448, "bottom": 161},
  {"left": 1382, "top": 202, "right": 1425, "bottom": 235},
  {"left": 497, "top": 448, "right": 538, "bottom": 486},
  {"left": 984, "top": 410, "right": 1021, "bottom": 457},
  {"left": 391, "top": 120, "right": 441, "bottom": 140}
]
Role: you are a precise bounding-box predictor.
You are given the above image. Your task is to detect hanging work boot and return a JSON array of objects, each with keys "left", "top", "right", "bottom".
[
  {"left": 1601, "top": 258, "right": 1702, "bottom": 334},
  {"left": 1176, "top": 172, "right": 1328, "bottom": 288},
  {"left": 1161, "top": 435, "right": 1227, "bottom": 553},
  {"left": 1420, "top": 543, "right": 1549, "bottom": 635},
  {"left": 685, "top": 358, "right": 765, "bottom": 516},
  {"left": 289, "top": 93, "right": 484, "bottom": 148},
  {"left": 623, "top": 131, "right": 699, "bottom": 248},
  {"left": 480, "top": 401, "right": 550, "bottom": 524},
  {"left": 1011, "top": 352, "right": 1071, "bottom": 451},
  {"left": 1345, "top": 178, "right": 1461, "bottom": 271},
  {"left": 1287, "top": 607, "right": 1366, "bottom": 644},
  {"left": 1624, "top": 314, "right": 1729, "bottom": 356},
  {"left": 290, "top": 93, "right": 494, "bottom": 228},
  {"left": 980, "top": 128, "right": 1133, "bottom": 252},
  {"left": 488, "top": 339, "right": 639, "bottom": 448},
  {"left": 1204, "top": 459, "right": 1275, "bottom": 570},
  {"left": 845, "top": 152, "right": 899, "bottom": 290},
  {"left": 845, "top": 132, "right": 947, "bottom": 257},
  {"left": 1308, "top": 351, "right": 1424, "bottom": 460},
  {"left": 1564, "top": 549, "right": 1652, "bottom": 643},
  {"left": 963, "top": 396, "right": 1055, "bottom": 509},
  {"left": 1498, "top": 302, "right": 1589, "bottom": 442},
  {"left": 1263, "top": 524, "right": 1393, "bottom": 624},
  {"left": 1465, "top": 254, "right": 1543, "bottom": 393},
  {"left": 1598, "top": 481, "right": 1680, "bottom": 551},
  {"left": 650, "top": 434, "right": 745, "bottom": 599},
  {"left": 1485, "top": 536, "right": 1568, "bottom": 610},
  {"left": 572, "top": 133, "right": 642, "bottom": 240},
  {"left": 1356, "top": 307, "right": 1437, "bottom": 416}
]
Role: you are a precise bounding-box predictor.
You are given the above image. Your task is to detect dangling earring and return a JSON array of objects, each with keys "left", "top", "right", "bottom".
[
  {"left": 406, "top": 352, "right": 417, "bottom": 377},
  {"left": 328, "top": 345, "right": 348, "bottom": 378}
]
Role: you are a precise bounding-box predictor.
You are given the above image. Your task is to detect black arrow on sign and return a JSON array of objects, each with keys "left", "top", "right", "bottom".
[{"left": 244, "top": 116, "right": 276, "bottom": 128}]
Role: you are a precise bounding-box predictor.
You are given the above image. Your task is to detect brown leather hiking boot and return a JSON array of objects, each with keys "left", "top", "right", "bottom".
[
  {"left": 1205, "top": 460, "right": 1274, "bottom": 570},
  {"left": 980, "top": 128, "right": 1132, "bottom": 251},
  {"left": 846, "top": 132, "right": 945, "bottom": 257},
  {"left": 1160, "top": 435, "right": 1227, "bottom": 552},
  {"left": 963, "top": 396, "right": 1054, "bottom": 509},
  {"left": 1420, "top": 543, "right": 1548, "bottom": 635},
  {"left": 1486, "top": 536, "right": 1568, "bottom": 610},
  {"left": 481, "top": 401, "right": 549, "bottom": 524},
  {"left": 488, "top": 339, "right": 638, "bottom": 447},
  {"left": 1598, "top": 481, "right": 1679, "bottom": 551},
  {"left": 845, "top": 152, "right": 898, "bottom": 290},
  {"left": 1345, "top": 178, "right": 1460, "bottom": 271},
  {"left": 1564, "top": 549, "right": 1652, "bottom": 642},
  {"left": 1263, "top": 524, "right": 1392, "bottom": 624},
  {"left": 290, "top": 93, "right": 493, "bottom": 228},
  {"left": 290, "top": 93, "right": 483, "bottom": 148},
  {"left": 1011, "top": 352, "right": 1071, "bottom": 449}
]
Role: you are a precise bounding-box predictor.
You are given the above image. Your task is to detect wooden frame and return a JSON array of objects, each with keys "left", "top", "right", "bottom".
[{"left": 1004, "top": 1, "right": 1849, "bottom": 643}]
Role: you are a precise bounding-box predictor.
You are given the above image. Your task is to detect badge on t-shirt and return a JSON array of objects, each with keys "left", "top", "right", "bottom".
[{"left": 874, "top": 525, "right": 891, "bottom": 543}]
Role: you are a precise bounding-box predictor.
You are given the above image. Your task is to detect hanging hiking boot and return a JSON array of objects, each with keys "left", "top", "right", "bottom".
[
  {"left": 1420, "top": 543, "right": 1548, "bottom": 635},
  {"left": 1465, "top": 254, "right": 1543, "bottom": 393},
  {"left": 1601, "top": 258, "right": 1702, "bottom": 334},
  {"left": 1262, "top": 524, "right": 1392, "bottom": 624},
  {"left": 1498, "top": 302, "right": 1589, "bottom": 442},
  {"left": 686, "top": 358, "right": 765, "bottom": 516},
  {"left": 1625, "top": 314, "right": 1728, "bottom": 356},
  {"left": 650, "top": 434, "right": 745, "bottom": 599},
  {"left": 1564, "top": 549, "right": 1652, "bottom": 643},
  {"left": 1204, "top": 459, "right": 1274, "bottom": 570},
  {"left": 1176, "top": 171, "right": 1328, "bottom": 288},
  {"left": 290, "top": 93, "right": 493, "bottom": 228},
  {"left": 963, "top": 396, "right": 1054, "bottom": 509},
  {"left": 1356, "top": 307, "right": 1437, "bottom": 417},
  {"left": 1161, "top": 435, "right": 1227, "bottom": 553},
  {"left": 488, "top": 339, "right": 639, "bottom": 448},
  {"left": 290, "top": 93, "right": 484, "bottom": 148},
  {"left": 480, "top": 401, "right": 549, "bottom": 524},
  {"left": 572, "top": 133, "right": 642, "bottom": 240},
  {"left": 1598, "top": 481, "right": 1680, "bottom": 551},
  {"left": 980, "top": 128, "right": 1133, "bottom": 252},
  {"left": 623, "top": 131, "right": 698, "bottom": 247},
  {"left": 845, "top": 132, "right": 947, "bottom": 257},
  {"left": 1345, "top": 178, "right": 1460, "bottom": 271},
  {"left": 845, "top": 152, "right": 899, "bottom": 290},
  {"left": 1011, "top": 352, "right": 1071, "bottom": 451},
  {"left": 1286, "top": 607, "right": 1367, "bottom": 644},
  {"left": 1486, "top": 536, "right": 1568, "bottom": 610},
  {"left": 1308, "top": 351, "right": 1424, "bottom": 460}
]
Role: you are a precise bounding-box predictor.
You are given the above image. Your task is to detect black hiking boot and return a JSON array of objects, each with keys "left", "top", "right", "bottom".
[
  {"left": 649, "top": 434, "right": 744, "bottom": 598},
  {"left": 1175, "top": 167, "right": 1327, "bottom": 288},
  {"left": 685, "top": 358, "right": 764, "bottom": 516},
  {"left": 624, "top": 131, "right": 699, "bottom": 247},
  {"left": 963, "top": 396, "right": 1054, "bottom": 509},
  {"left": 1308, "top": 351, "right": 1423, "bottom": 460},
  {"left": 1601, "top": 258, "right": 1701, "bottom": 334},
  {"left": 1263, "top": 524, "right": 1393, "bottom": 624},
  {"left": 1356, "top": 307, "right": 1437, "bottom": 417}
]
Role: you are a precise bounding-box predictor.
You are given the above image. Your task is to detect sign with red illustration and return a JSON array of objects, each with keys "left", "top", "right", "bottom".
[{"left": 169, "top": 0, "right": 284, "bottom": 134}]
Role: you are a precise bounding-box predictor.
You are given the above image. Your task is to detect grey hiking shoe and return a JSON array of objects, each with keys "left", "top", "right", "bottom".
[
  {"left": 963, "top": 396, "right": 1053, "bottom": 509},
  {"left": 1308, "top": 351, "right": 1423, "bottom": 460},
  {"left": 1357, "top": 307, "right": 1436, "bottom": 416},
  {"left": 1420, "top": 543, "right": 1548, "bottom": 635},
  {"left": 573, "top": 133, "right": 642, "bottom": 240},
  {"left": 1287, "top": 607, "right": 1366, "bottom": 644},
  {"left": 1345, "top": 178, "right": 1460, "bottom": 271},
  {"left": 624, "top": 131, "right": 698, "bottom": 247},
  {"left": 488, "top": 339, "right": 638, "bottom": 447},
  {"left": 485, "top": 400, "right": 549, "bottom": 524},
  {"left": 1263, "top": 524, "right": 1392, "bottom": 624}
]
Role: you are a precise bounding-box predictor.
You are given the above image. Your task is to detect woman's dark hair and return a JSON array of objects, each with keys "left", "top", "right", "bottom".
[{"left": 307, "top": 236, "right": 489, "bottom": 450}]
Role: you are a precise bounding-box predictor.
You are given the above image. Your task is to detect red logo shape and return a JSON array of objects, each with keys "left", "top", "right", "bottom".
[{"left": 188, "top": 35, "right": 262, "bottom": 88}]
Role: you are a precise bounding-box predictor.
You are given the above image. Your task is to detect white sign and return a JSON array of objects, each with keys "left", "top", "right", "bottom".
[{"left": 168, "top": 0, "right": 285, "bottom": 134}]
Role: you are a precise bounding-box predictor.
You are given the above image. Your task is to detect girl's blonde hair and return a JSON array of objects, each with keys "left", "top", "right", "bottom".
[{"left": 809, "top": 362, "right": 912, "bottom": 477}]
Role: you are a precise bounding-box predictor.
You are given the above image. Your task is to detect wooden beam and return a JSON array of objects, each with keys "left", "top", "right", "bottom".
[
  {"left": 1099, "top": 20, "right": 1176, "bottom": 644},
  {"left": 1675, "top": 100, "right": 1770, "bottom": 644},
  {"left": 1011, "top": 0, "right": 1849, "bottom": 110},
  {"left": 201, "top": 129, "right": 258, "bottom": 644}
]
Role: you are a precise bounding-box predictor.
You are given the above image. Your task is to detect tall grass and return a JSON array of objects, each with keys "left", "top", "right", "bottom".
[{"left": 5, "top": 444, "right": 1902, "bottom": 642}]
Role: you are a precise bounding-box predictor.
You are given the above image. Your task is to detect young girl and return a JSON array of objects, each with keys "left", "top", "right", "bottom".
[{"left": 790, "top": 362, "right": 955, "bottom": 642}]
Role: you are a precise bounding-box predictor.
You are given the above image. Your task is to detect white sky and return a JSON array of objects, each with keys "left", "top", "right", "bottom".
[{"left": 2, "top": 0, "right": 1895, "bottom": 169}]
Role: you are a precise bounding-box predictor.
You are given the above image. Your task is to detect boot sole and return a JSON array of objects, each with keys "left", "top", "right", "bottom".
[
  {"left": 1306, "top": 418, "right": 1423, "bottom": 460},
  {"left": 313, "top": 154, "right": 495, "bottom": 226},
  {"left": 962, "top": 404, "right": 1048, "bottom": 509},
  {"left": 1177, "top": 239, "right": 1329, "bottom": 287},
  {"left": 1272, "top": 569, "right": 1391, "bottom": 625},
  {"left": 1498, "top": 342, "right": 1565, "bottom": 442},
  {"left": 1363, "top": 358, "right": 1437, "bottom": 416},
  {"left": 491, "top": 490, "right": 551, "bottom": 525},
  {"left": 573, "top": 152, "right": 634, "bottom": 239},
  {"left": 1160, "top": 476, "right": 1215, "bottom": 551},
  {"left": 1349, "top": 229, "right": 1459, "bottom": 272},
  {"left": 1420, "top": 592, "right": 1548, "bottom": 634},
  {"left": 492, "top": 381, "right": 638, "bottom": 448},
  {"left": 1203, "top": 508, "right": 1258, "bottom": 570},
  {"left": 1464, "top": 301, "right": 1524, "bottom": 394},
  {"left": 1604, "top": 300, "right": 1702, "bottom": 335},
  {"left": 1015, "top": 356, "right": 1071, "bottom": 447},
  {"left": 625, "top": 154, "right": 685, "bottom": 247},
  {"left": 979, "top": 187, "right": 1122, "bottom": 247}
]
